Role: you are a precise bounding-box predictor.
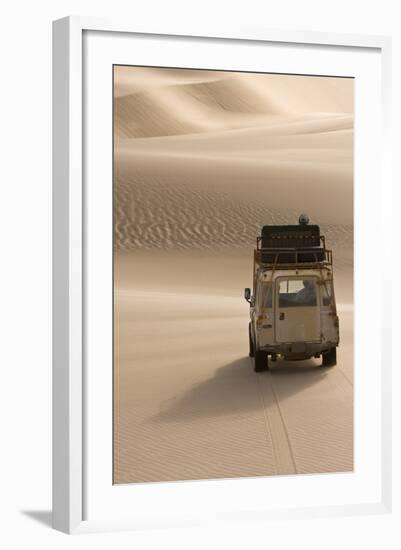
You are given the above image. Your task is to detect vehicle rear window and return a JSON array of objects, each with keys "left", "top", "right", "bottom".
[{"left": 278, "top": 279, "right": 317, "bottom": 307}]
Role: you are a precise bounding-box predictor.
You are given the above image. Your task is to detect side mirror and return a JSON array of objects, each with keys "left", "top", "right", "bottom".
[{"left": 244, "top": 288, "right": 252, "bottom": 303}]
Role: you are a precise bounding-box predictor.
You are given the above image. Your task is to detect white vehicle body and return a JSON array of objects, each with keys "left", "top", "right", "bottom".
[
  {"left": 245, "top": 219, "right": 339, "bottom": 371},
  {"left": 250, "top": 267, "right": 339, "bottom": 360}
]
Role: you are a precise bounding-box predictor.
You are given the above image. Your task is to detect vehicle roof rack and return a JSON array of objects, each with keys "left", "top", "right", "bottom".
[{"left": 253, "top": 223, "right": 333, "bottom": 288}]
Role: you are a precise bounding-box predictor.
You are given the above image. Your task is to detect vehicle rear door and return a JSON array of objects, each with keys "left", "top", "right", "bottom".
[{"left": 275, "top": 277, "right": 321, "bottom": 343}]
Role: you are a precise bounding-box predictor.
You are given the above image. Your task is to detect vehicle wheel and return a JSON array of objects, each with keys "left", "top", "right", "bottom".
[
  {"left": 249, "top": 323, "right": 254, "bottom": 357},
  {"left": 322, "top": 347, "right": 337, "bottom": 367},
  {"left": 254, "top": 349, "right": 269, "bottom": 372}
]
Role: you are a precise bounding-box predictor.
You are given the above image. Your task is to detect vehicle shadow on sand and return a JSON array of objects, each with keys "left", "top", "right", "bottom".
[{"left": 151, "top": 356, "right": 329, "bottom": 423}]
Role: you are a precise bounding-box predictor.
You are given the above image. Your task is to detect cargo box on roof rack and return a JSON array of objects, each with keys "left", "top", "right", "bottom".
[
  {"left": 258, "top": 224, "right": 326, "bottom": 264},
  {"left": 261, "top": 224, "right": 320, "bottom": 248}
]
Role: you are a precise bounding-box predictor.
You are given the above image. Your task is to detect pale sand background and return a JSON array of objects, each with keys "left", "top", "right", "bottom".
[{"left": 113, "top": 67, "right": 353, "bottom": 484}]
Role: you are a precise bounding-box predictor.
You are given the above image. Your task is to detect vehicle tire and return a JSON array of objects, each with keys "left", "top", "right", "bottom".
[
  {"left": 249, "top": 323, "right": 255, "bottom": 357},
  {"left": 254, "top": 349, "right": 269, "bottom": 372},
  {"left": 322, "top": 347, "right": 337, "bottom": 367}
]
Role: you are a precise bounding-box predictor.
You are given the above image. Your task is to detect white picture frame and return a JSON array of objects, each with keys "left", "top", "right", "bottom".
[{"left": 52, "top": 16, "right": 392, "bottom": 534}]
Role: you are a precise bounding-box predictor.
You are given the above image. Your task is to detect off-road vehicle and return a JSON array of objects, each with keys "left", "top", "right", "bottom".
[{"left": 244, "top": 215, "right": 339, "bottom": 372}]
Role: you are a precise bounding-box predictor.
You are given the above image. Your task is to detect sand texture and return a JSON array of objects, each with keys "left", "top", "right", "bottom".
[{"left": 113, "top": 67, "right": 353, "bottom": 483}]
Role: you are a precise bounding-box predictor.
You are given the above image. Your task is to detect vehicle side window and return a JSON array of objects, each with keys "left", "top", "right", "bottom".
[
  {"left": 255, "top": 284, "right": 263, "bottom": 311},
  {"left": 321, "top": 280, "right": 334, "bottom": 307},
  {"left": 263, "top": 285, "right": 272, "bottom": 308},
  {"left": 256, "top": 284, "right": 272, "bottom": 311},
  {"left": 278, "top": 279, "right": 317, "bottom": 307}
]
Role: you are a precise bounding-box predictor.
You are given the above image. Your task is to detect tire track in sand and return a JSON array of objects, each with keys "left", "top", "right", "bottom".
[{"left": 254, "top": 372, "right": 297, "bottom": 475}]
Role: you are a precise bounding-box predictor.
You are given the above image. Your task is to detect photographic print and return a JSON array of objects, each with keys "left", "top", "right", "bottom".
[{"left": 113, "top": 66, "right": 353, "bottom": 484}]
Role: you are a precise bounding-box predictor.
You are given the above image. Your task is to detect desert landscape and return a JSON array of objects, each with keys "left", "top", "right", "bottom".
[{"left": 113, "top": 66, "right": 353, "bottom": 484}]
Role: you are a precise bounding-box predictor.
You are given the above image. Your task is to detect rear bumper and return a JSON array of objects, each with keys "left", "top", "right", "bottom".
[{"left": 260, "top": 341, "right": 338, "bottom": 359}]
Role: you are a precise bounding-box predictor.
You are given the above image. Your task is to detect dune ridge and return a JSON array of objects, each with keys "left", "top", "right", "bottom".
[{"left": 114, "top": 68, "right": 352, "bottom": 138}]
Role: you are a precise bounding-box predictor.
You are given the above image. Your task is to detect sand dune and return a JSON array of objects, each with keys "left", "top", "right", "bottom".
[
  {"left": 114, "top": 68, "right": 352, "bottom": 138},
  {"left": 114, "top": 67, "right": 228, "bottom": 97},
  {"left": 114, "top": 172, "right": 353, "bottom": 257},
  {"left": 117, "top": 115, "right": 353, "bottom": 150},
  {"left": 113, "top": 66, "right": 354, "bottom": 483},
  {"left": 114, "top": 69, "right": 353, "bottom": 249},
  {"left": 114, "top": 116, "right": 353, "bottom": 249}
]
